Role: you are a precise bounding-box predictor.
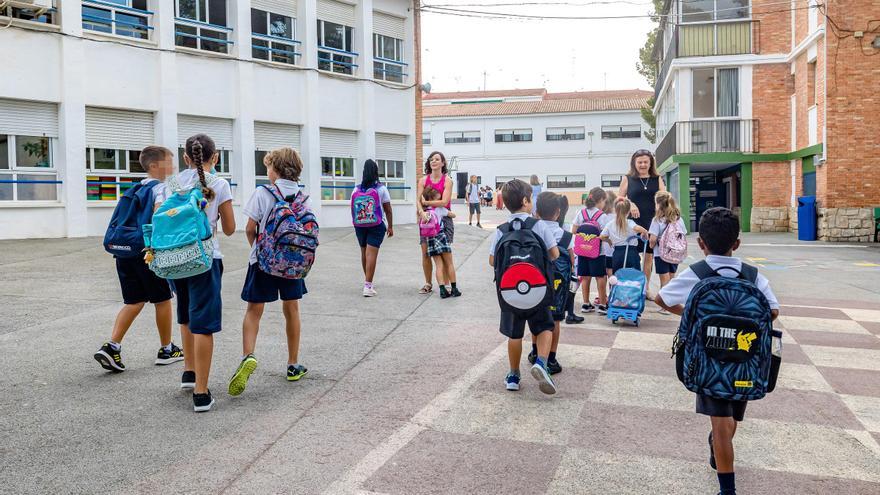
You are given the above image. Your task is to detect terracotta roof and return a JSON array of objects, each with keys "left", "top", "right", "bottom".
[
  {"left": 544, "top": 89, "right": 652, "bottom": 100},
  {"left": 423, "top": 88, "right": 547, "bottom": 100},
  {"left": 423, "top": 90, "right": 652, "bottom": 118}
]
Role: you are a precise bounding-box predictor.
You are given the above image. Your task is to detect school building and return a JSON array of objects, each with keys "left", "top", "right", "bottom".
[
  {"left": 653, "top": 0, "right": 879, "bottom": 241},
  {"left": 0, "top": 0, "right": 418, "bottom": 240},
  {"left": 420, "top": 89, "right": 654, "bottom": 206}
]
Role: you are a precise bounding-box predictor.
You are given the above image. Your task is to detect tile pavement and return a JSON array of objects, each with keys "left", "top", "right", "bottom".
[{"left": 333, "top": 304, "right": 880, "bottom": 495}]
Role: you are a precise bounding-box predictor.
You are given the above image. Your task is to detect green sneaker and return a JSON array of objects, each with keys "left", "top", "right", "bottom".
[
  {"left": 287, "top": 364, "right": 308, "bottom": 381},
  {"left": 228, "top": 354, "right": 258, "bottom": 396}
]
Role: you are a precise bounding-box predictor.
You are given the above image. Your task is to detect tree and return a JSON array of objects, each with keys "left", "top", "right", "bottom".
[{"left": 637, "top": 0, "right": 665, "bottom": 143}]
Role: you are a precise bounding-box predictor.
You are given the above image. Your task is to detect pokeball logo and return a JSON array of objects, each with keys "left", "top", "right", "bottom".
[{"left": 499, "top": 262, "right": 548, "bottom": 310}]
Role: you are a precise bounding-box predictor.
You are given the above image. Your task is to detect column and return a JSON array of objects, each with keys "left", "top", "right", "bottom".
[
  {"left": 740, "top": 162, "right": 753, "bottom": 233},
  {"left": 233, "top": 0, "right": 256, "bottom": 205},
  {"left": 58, "top": 0, "right": 87, "bottom": 237},
  {"left": 677, "top": 163, "right": 690, "bottom": 232},
  {"left": 300, "top": 0, "right": 322, "bottom": 216},
  {"left": 154, "top": 0, "right": 178, "bottom": 153},
  {"left": 355, "top": 0, "right": 375, "bottom": 180}
]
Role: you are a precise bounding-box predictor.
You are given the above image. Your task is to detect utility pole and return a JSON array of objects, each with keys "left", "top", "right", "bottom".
[{"left": 482, "top": 70, "right": 488, "bottom": 91}]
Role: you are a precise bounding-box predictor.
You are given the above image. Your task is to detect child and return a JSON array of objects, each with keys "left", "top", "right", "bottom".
[
  {"left": 488, "top": 179, "right": 560, "bottom": 394},
  {"left": 421, "top": 187, "right": 456, "bottom": 298},
  {"left": 601, "top": 198, "right": 648, "bottom": 273},
  {"left": 655, "top": 207, "right": 779, "bottom": 495},
  {"left": 94, "top": 146, "right": 182, "bottom": 372},
  {"left": 228, "top": 148, "right": 310, "bottom": 397},
  {"left": 157, "top": 134, "right": 235, "bottom": 412},
  {"left": 602, "top": 190, "right": 617, "bottom": 280},
  {"left": 352, "top": 159, "right": 394, "bottom": 297},
  {"left": 558, "top": 195, "right": 584, "bottom": 325},
  {"left": 648, "top": 191, "right": 687, "bottom": 314},
  {"left": 572, "top": 187, "right": 610, "bottom": 314}
]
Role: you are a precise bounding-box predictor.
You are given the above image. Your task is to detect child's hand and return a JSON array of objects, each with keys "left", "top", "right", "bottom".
[
  {"left": 448, "top": 211, "right": 457, "bottom": 219},
  {"left": 387, "top": 226, "right": 394, "bottom": 237}
]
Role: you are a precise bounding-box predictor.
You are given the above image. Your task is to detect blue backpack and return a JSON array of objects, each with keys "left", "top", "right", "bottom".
[
  {"left": 672, "top": 261, "right": 782, "bottom": 401},
  {"left": 103, "top": 180, "right": 159, "bottom": 258},
  {"left": 550, "top": 231, "right": 573, "bottom": 314}
]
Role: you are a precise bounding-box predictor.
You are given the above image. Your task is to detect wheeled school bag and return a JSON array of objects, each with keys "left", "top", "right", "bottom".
[
  {"left": 573, "top": 209, "right": 603, "bottom": 258},
  {"left": 142, "top": 174, "right": 216, "bottom": 280},
  {"left": 607, "top": 236, "right": 647, "bottom": 326},
  {"left": 657, "top": 220, "right": 688, "bottom": 264},
  {"left": 419, "top": 208, "right": 442, "bottom": 238},
  {"left": 350, "top": 185, "right": 383, "bottom": 228},
  {"left": 103, "top": 179, "right": 159, "bottom": 258},
  {"left": 550, "top": 231, "right": 574, "bottom": 314},
  {"left": 494, "top": 217, "right": 554, "bottom": 317},
  {"left": 256, "top": 185, "right": 319, "bottom": 279},
  {"left": 671, "top": 261, "right": 782, "bottom": 401}
]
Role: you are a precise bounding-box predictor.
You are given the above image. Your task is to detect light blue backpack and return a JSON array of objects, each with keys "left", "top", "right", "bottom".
[{"left": 143, "top": 174, "right": 216, "bottom": 279}]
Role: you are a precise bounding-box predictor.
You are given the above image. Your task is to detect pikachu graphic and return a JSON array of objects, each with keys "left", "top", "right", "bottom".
[{"left": 736, "top": 332, "right": 758, "bottom": 352}]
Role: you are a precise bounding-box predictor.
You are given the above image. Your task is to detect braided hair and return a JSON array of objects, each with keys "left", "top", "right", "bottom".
[{"left": 185, "top": 134, "right": 216, "bottom": 201}]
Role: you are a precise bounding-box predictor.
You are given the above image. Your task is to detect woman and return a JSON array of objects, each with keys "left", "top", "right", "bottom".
[
  {"left": 529, "top": 175, "right": 542, "bottom": 214},
  {"left": 495, "top": 185, "right": 504, "bottom": 210},
  {"left": 416, "top": 151, "right": 460, "bottom": 297},
  {"left": 618, "top": 149, "right": 666, "bottom": 290},
  {"left": 352, "top": 159, "right": 394, "bottom": 297}
]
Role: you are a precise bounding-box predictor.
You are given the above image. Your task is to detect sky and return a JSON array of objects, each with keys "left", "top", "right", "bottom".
[{"left": 420, "top": 0, "right": 657, "bottom": 94}]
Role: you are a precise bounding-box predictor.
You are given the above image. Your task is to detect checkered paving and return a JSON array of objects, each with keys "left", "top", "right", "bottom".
[{"left": 343, "top": 302, "right": 880, "bottom": 494}]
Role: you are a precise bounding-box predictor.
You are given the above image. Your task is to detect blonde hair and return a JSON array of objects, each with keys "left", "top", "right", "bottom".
[
  {"left": 654, "top": 191, "right": 681, "bottom": 224},
  {"left": 603, "top": 190, "right": 617, "bottom": 214},
  {"left": 615, "top": 198, "right": 632, "bottom": 233},
  {"left": 264, "top": 147, "right": 303, "bottom": 182}
]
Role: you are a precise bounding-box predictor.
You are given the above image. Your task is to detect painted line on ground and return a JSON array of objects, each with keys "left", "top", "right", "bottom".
[{"left": 740, "top": 243, "right": 871, "bottom": 248}]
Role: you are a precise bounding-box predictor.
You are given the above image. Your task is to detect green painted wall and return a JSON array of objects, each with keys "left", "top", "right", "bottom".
[
  {"left": 740, "top": 162, "right": 753, "bottom": 233},
  {"left": 678, "top": 164, "right": 690, "bottom": 230}
]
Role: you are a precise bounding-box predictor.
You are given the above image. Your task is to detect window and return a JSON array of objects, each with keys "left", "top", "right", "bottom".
[
  {"left": 693, "top": 68, "right": 739, "bottom": 118},
  {"left": 252, "top": 9, "right": 299, "bottom": 65},
  {"left": 601, "top": 174, "right": 623, "bottom": 188},
  {"left": 85, "top": 148, "right": 148, "bottom": 201},
  {"left": 546, "top": 127, "right": 585, "bottom": 141},
  {"left": 377, "top": 159, "right": 406, "bottom": 200},
  {"left": 422, "top": 132, "right": 431, "bottom": 145},
  {"left": 82, "top": 0, "right": 151, "bottom": 40},
  {"left": 317, "top": 20, "right": 356, "bottom": 75},
  {"left": 445, "top": 131, "right": 480, "bottom": 144},
  {"left": 681, "top": 0, "right": 748, "bottom": 23},
  {"left": 601, "top": 125, "right": 642, "bottom": 139},
  {"left": 175, "top": 0, "right": 231, "bottom": 54},
  {"left": 0, "top": 3, "right": 55, "bottom": 24},
  {"left": 494, "top": 175, "right": 530, "bottom": 189},
  {"left": 0, "top": 135, "right": 58, "bottom": 201},
  {"left": 321, "top": 157, "right": 355, "bottom": 200},
  {"left": 254, "top": 150, "right": 270, "bottom": 186},
  {"left": 373, "top": 34, "right": 405, "bottom": 83},
  {"left": 547, "top": 175, "right": 585, "bottom": 189},
  {"left": 177, "top": 148, "right": 231, "bottom": 176},
  {"left": 494, "top": 129, "right": 532, "bottom": 143}
]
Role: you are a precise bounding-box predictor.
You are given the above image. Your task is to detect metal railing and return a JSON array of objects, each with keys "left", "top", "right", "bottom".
[
  {"left": 656, "top": 119, "right": 758, "bottom": 165},
  {"left": 175, "top": 17, "right": 233, "bottom": 54}
]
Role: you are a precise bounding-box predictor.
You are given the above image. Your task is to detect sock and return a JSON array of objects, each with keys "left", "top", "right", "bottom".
[
  {"left": 537, "top": 355, "right": 549, "bottom": 368},
  {"left": 549, "top": 351, "right": 557, "bottom": 362},
  {"left": 109, "top": 341, "right": 121, "bottom": 351},
  {"left": 451, "top": 282, "right": 458, "bottom": 290},
  {"left": 162, "top": 343, "right": 174, "bottom": 352},
  {"left": 365, "top": 281, "right": 373, "bottom": 289},
  {"left": 509, "top": 368, "right": 520, "bottom": 377},
  {"left": 717, "top": 472, "right": 735, "bottom": 494},
  {"left": 531, "top": 343, "right": 538, "bottom": 355}
]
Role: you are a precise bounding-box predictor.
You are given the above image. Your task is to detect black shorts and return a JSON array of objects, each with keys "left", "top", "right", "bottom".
[
  {"left": 636, "top": 238, "right": 654, "bottom": 255},
  {"left": 241, "top": 263, "right": 308, "bottom": 303},
  {"left": 115, "top": 257, "right": 172, "bottom": 305},
  {"left": 655, "top": 257, "right": 679, "bottom": 275},
  {"left": 696, "top": 394, "right": 748, "bottom": 422},
  {"left": 605, "top": 256, "right": 614, "bottom": 270},
  {"left": 355, "top": 223, "right": 387, "bottom": 248},
  {"left": 612, "top": 245, "right": 641, "bottom": 273},
  {"left": 577, "top": 255, "right": 607, "bottom": 277},
  {"left": 499, "top": 308, "right": 555, "bottom": 339},
  {"left": 468, "top": 202, "right": 481, "bottom": 214},
  {"left": 170, "top": 259, "right": 223, "bottom": 334}
]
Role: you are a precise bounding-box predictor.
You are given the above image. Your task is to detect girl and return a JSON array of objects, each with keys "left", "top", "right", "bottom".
[
  {"left": 601, "top": 198, "right": 649, "bottom": 274},
  {"left": 420, "top": 187, "right": 455, "bottom": 298},
  {"left": 228, "top": 148, "right": 310, "bottom": 398},
  {"left": 601, "top": 190, "right": 618, "bottom": 297},
  {"left": 648, "top": 191, "right": 687, "bottom": 314},
  {"left": 416, "top": 152, "right": 460, "bottom": 297},
  {"left": 157, "top": 134, "right": 235, "bottom": 412},
  {"left": 572, "top": 187, "right": 610, "bottom": 314},
  {"left": 352, "top": 159, "right": 394, "bottom": 297}
]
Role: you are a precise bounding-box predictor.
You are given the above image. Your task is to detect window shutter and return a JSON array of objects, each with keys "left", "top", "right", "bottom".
[
  {"left": 317, "top": 0, "right": 355, "bottom": 26},
  {"left": 177, "top": 115, "right": 234, "bottom": 150},
  {"left": 0, "top": 98, "right": 58, "bottom": 138},
  {"left": 375, "top": 132, "right": 406, "bottom": 161},
  {"left": 373, "top": 11, "right": 405, "bottom": 39},
  {"left": 252, "top": 0, "right": 297, "bottom": 18},
  {"left": 319, "top": 128, "right": 357, "bottom": 157},
  {"left": 85, "top": 107, "right": 154, "bottom": 150},
  {"left": 254, "top": 121, "right": 302, "bottom": 151}
]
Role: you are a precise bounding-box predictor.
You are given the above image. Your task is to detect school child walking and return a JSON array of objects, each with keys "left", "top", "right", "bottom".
[
  {"left": 557, "top": 195, "right": 584, "bottom": 324},
  {"left": 95, "top": 146, "right": 183, "bottom": 372},
  {"left": 656, "top": 207, "right": 780, "bottom": 495},
  {"left": 421, "top": 187, "right": 456, "bottom": 298},
  {"left": 601, "top": 198, "right": 649, "bottom": 273},
  {"left": 351, "top": 159, "right": 394, "bottom": 297},
  {"left": 648, "top": 191, "right": 688, "bottom": 314},
  {"left": 156, "top": 134, "right": 235, "bottom": 412},
  {"left": 573, "top": 187, "right": 610, "bottom": 314},
  {"left": 489, "top": 179, "right": 560, "bottom": 395}
]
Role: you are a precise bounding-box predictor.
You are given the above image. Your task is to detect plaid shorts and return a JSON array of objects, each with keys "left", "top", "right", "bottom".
[{"left": 426, "top": 230, "right": 452, "bottom": 257}]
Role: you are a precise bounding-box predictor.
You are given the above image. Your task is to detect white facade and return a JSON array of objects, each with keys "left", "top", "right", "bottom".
[{"left": 0, "top": 0, "right": 416, "bottom": 239}]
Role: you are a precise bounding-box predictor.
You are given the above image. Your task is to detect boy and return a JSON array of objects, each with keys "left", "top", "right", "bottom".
[
  {"left": 488, "top": 180, "right": 560, "bottom": 394},
  {"left": 94, "top": 146, "right": 182, "bottom": 372},
  {"left": 655, "top": 207, "right": 779, "bottom": 495}
]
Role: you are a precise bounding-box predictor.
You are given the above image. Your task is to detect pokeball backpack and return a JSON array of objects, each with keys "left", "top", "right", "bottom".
[
  {"left": 493, "top": 217, "right": 554, "bottom": 317},
  {"left": 573, "top": 209, "right": 603, "bottom": 258}
]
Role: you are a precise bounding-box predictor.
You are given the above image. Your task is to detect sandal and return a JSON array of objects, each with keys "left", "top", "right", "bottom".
[{"left": 418, "top": 284, "right": 433, "bottom": 294}]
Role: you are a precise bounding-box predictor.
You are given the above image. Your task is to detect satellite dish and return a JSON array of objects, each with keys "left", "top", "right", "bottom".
[{"left": 420, "top": 82, "right": 432, "bottom": 94}]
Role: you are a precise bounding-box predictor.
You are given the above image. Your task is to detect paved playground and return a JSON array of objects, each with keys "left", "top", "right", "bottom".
[{"left": 1, "top": 205, "right": 879, "bottom": 494}]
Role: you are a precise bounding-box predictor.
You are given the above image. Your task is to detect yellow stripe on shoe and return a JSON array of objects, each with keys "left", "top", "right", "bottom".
[{"left": 228, "top": 356, "right": 258, "bottom": 396}]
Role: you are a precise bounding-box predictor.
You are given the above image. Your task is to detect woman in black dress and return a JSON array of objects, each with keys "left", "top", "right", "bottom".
[{"left": 618, "top": 149, "right": 666, "bottom": 289}]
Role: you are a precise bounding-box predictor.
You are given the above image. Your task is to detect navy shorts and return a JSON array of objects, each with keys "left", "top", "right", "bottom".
[
  {"left": 241, "top": 263, "right": 307, "bottom": 303},
  {"left": 605, "top": 256, "right": 614, "bottom": 270},
  {"left": 170, "top": 259, "right": 223, "bottom": 334},
  {"left": 468, "top": 202, "right": 481, "bottom": 215},
  {"left": 612, "top": 245, "right": 641, "bottom": 273},
  {"left": 577, "top": 255, "right": 607, "bottom": 278},
  {"left": 655, "top": 257, "right": 679, "bottom": 275},
  {"left": 696, "top": 394, "right": 748, "bottom": 422},
  {"left": 636, "top": 237, "right": 654, "bottom": 255},
  {"left": 115, "top": 257, "right": 172, "bottom": 305},
  {"left": 499, "top": 307, "right": 555, "bottom": 339},
  {"left": 355, "top": 223, "right": 387, "bottom": 248}
]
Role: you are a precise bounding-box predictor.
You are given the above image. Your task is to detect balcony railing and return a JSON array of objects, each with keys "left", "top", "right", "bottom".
[
  {"left": 82, "top": 0, "right": 152, "bottom": 40},
  {"left": 175, "top": 17, "right": 233, "bottom": 54},
  {"left": 655, "top": 119, "right": 758, "bottom": 165}
]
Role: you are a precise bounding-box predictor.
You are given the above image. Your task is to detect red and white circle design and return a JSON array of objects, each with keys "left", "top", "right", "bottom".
[{"left": 499, "top": 262, "right": 548, "bottom": 310}]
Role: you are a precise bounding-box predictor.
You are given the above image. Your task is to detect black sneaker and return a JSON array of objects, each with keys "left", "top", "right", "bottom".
[
  {"left": 565, "top": 314, "right": 585, "bottom": 324},
  {"left": 193, "top": 389, "right": 215, "bottom": 412},
  {"left": 527, "top": 349, "right": 537, "bottom": 365},
  {"left": 94, "top": 342, "right": 125, "bottom": 372},
  {"left": 581, "top": 303, "right": 595, "bottom": 314},
  {"left": 709, "top": 431, "right": 717, "bottom": 470},
  {"left": 439, "top": 286, "right": 451, "bottom": 299},
  {"left": 451, "top": 286, "right": 462, "bottom": 297},
  {"left": 476, "top": 223, "right": 483, "bottom": 229},
  {"left": 155, "top": 343, "right": 184, "bottom": 365},
  {"left": 597, "top": 304, "right": 609, "bottom": 315},
  {"left": 547, "top": 359, "right": 562, "bottom": 375},
  {"left": 180, "top": 370, "right": 196, "bottom": 390}
]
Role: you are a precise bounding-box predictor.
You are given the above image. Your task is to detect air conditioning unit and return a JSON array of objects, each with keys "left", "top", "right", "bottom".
[{"left": 0, "top": 0, "right": 53, "bottom": 15}]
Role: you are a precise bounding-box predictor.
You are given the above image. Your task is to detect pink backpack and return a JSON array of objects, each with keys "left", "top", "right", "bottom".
[
  {"left": 419, "top": 208, "right": 442, "bottom": 237},
  {"left": 657, "top": 219, "right": 688, "bottom": 264},
  {"left": 351, "top": 186, "right": 383, "bottom": 228},
  {"left": 573, "top": 209, "right": 603, "bottom": 258}
]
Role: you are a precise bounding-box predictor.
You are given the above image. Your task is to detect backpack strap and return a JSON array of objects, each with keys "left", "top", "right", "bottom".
[
  {"left": 262, "top": 184, "right": 284, "bottom": 202},
  {"left": 521, "top": 216, "right": 539, "bottom": 231},
  {"left": 559, "top": 231, "right": 573, "bottom": 249},
  {"left": 690, "top": 260, "right": 719, "bottom": 280},
  {"left": 589, "top": 210, "right": 603, "bottom": 223},
  {"left": 581, "top": 208, "right": 589, "bottom": 223},
  {"left": 739, "top": 263, "right": 759, "bottom": 283}
]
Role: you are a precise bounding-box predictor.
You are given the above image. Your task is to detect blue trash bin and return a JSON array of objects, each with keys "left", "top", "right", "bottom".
[{"left": 797, "top": 196, "right": 817, "bottom": 241}]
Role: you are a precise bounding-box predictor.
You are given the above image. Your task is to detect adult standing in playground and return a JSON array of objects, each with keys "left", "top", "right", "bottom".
[
  {"left": 466, "top": 175, "right": 482, "bottom": 227},
  {"left": 416, "top": 151, "right": 460, "bottom": 296},
  {"left": 529, "top": 175, "right": 542, "bottom": 214},
  {"left": 618, "top": 149, "right": 666, "bottom": 292}
]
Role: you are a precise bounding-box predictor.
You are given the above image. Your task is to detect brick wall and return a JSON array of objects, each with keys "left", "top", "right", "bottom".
[
  {"left": 414, "top": 0, "right": 424, "bottom": 183},
  {"left": 752, "top": 63, "right": 793, "bottom": 155},
  {"left": 752, "top": 0, "right": 791, "bottom": 54},
  {"left": 752, "top": 161, "right": 791, "bottom": 207}
]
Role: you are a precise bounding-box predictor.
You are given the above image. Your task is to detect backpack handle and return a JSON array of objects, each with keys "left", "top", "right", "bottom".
[{"left": 692, "top": 260, "right": 758, "bottom": 283}]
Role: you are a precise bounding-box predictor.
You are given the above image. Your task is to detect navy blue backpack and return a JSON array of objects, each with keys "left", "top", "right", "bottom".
[
  {"left": 672, "top": 261, "right": 782, "bottom": 401},
  {"left": 103, "top": 180, "right": 159, "bottom": 258},
  {"left": 550, "top": 231, "right": 573, "bottom": 314}
]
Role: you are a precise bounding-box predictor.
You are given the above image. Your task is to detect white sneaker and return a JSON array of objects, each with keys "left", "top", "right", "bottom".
[{"left": 363, "top": 286, "right": 377, "bottom": 297}]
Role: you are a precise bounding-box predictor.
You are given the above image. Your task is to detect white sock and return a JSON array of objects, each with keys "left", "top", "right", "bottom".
[
  {"left": 109, "top": 341, "right": 121, "bottom": 351},
  {"left": 162, "top": 343, "right": 174, "bottom": 352}
]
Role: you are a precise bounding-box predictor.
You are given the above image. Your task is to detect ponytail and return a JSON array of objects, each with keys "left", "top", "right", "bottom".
[
  {"left": 615, "top": 199, "right": 630, "bottom": 233},
  {"left": 185, "top": 134, "right": 216, "bottom": 201}
]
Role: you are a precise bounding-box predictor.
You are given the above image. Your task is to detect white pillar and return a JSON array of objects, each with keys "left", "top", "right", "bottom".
[
  {"left": 356, "top": 0, "right": 375, "bottom": 180},
  {"left": 301, "top": 0, "right": 323, "bottom": 216},
  {"left": 154, "top": 0, "right": 178, "bottom": 155},
  {"left": 233, "top": 0, "right": 256, "bottom": 206},
  {"left": 58, "top": 0, "right": 86, "bottom": 237}
]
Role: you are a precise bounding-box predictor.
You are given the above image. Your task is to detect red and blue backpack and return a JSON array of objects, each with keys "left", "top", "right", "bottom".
[{"left": 255, "top": 185, "right": 319, "bottom": 279}]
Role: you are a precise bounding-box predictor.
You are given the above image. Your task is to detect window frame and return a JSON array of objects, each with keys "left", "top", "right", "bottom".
[
  {"left": 601, "top": 174, "right": 623, "bottom": 188},
  {"left": 494, "top": 175, "right": 530, "bottom": 190},
  {"left": 320, "top": 156, "right": 356, "bottom": 201},
  {"left": 373, "top": 33, "right": 406, "bottom": 83},
  {"left": 176, "top": 147, "right": 232, "bottom": 178},
  {"left": 175, "top": 0, "right": 233, "bottom": 54},
  {"left": 0, "top": 134, "right": 59, "bottom": 202},
  {"left": 680, "top": 0, "right": 750, "bottom": 24},
  {"left": 85, "top": 147, "right": 149, "bottom": 202},
  {"left": 600, "top": 124, "right": 642, "bottom": 139},
  {"left": 0, "top": 4, "right": 55, "bottom": 24},
  {"left": 251, "top": 8, "right": 300, "bottom": 65},
  {"left": 82, "top": 0, "right": 152, "bottom": 41},
  {"left": 546, "top": 174, "right": 586, "bottom": 189},
  {"left": 376, "top": 158, "right": 407, "bottom": 201},
  {"left": 444, "top": 131, "right": 480, "bottom": 144},
  {"left": 546, "top": 127, "right": 585, "bottom": 141},
  {"left": 254, "top": 150, "right": 271, "bottom": 186},
  {"left": 494, "top": 128, "right": 533, "bottom": 143},
  {"left": 692, "top": 67, "right": 740, "bottom": 120},
  {"left": 317, "top": 19, "right": 357, "bottom": 75}
]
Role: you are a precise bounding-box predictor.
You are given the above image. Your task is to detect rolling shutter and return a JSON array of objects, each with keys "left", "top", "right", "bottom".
[
  {"left": 375, "top": 132, "right": 406, "bottom": 161},
  {"left": 317, "top": 0, "right": 355, "bottom": 26},
  {"left": 0, "top": 98, "right": 58, "bottom": 137},
  {"left": 319, "top": 128, "right": 357, "bottom": 158},
  {"left": 254, "top": 121, "right": 302, "bottom": 151},
  {"left": 252, "top": 0, "right": 297, "bottom": 18},
  {"left": 373, "top": 11, "right": 405, "bottom": 40},
  {"left": 177, "top": 115, "right": 234, "bottom": 150},
  {"left": 85, "top": 107, "right": 154, "bottom": 149}
]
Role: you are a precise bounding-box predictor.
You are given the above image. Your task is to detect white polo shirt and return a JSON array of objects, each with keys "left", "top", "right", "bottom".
[{"left": 658, "top": 254, "right": 780, "bottom": 309}]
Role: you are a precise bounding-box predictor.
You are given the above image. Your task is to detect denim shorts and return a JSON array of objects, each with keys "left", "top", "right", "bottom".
[
  {"left": 170, "top": 259, "right": 223, "bottom": 334},
  {"left": 241, "top": 263, "right": 308, "bottom": 303},
  {"left": 354, "top": 223, "right": 387, "bottom": 248}
]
